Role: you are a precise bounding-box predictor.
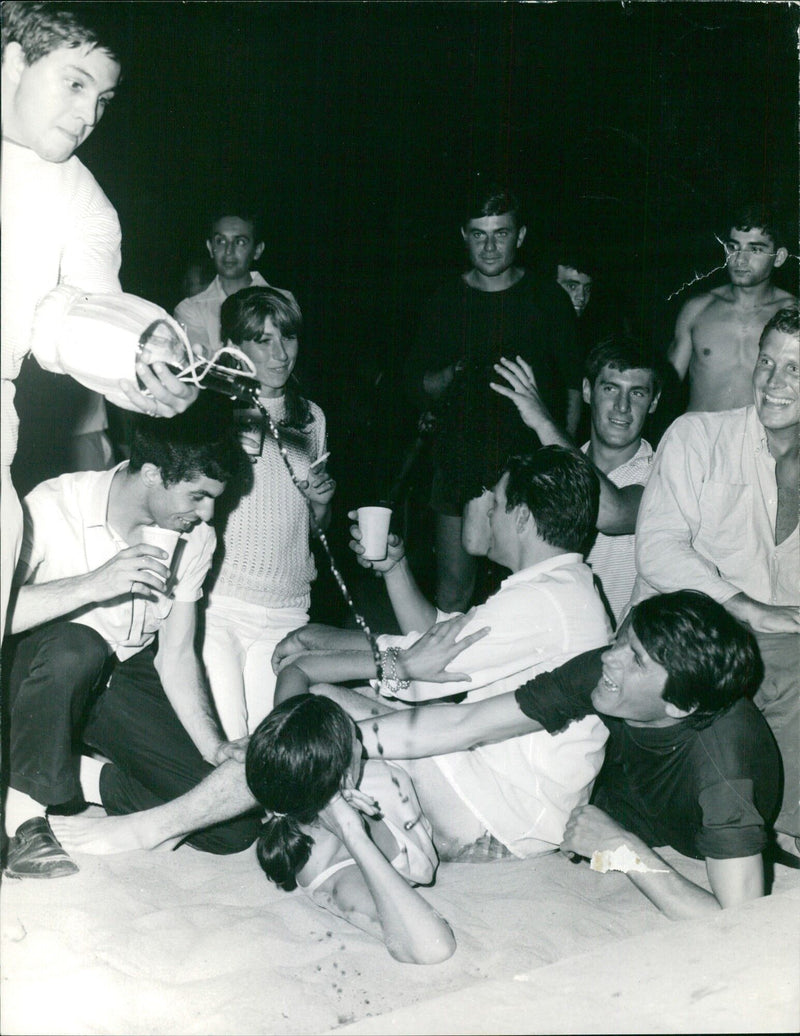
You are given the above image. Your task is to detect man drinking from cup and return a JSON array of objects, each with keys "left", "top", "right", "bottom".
[{"left": 3, "top": 398, "right": 261, "bottom": 879}]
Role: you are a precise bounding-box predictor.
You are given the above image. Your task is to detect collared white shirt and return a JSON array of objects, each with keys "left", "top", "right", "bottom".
[
  {"left": 582, "top": 438, "right": 653, "bottom": 624},
  {"left": 632, "top": 406, "right": 799, "bottom": 625},
  {"left": 174, "top": 273, "right": 296, "bottom": 358},
  {"left": 16, "top": 463, "right": 216, "bottom": 661},
  {"left": 378, "top": 554, "right": 612, "bottom": 857}
]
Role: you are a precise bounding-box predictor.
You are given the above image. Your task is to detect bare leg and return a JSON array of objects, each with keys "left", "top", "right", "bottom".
[{"left": 50, "top": 758, "right": 257, "bottom": 855}]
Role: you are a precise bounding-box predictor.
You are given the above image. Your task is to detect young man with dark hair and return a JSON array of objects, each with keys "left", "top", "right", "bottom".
[
  {"left": 635, "top": 305, "right": 800, "bottom": 855},
  {"left": 271, "top": 445, "right": 611, "bottom": 861},
  {"left": 491, "top": 335, "right": 662, "bottom": 624},
  {"left": 668, "top": 203, "right": 796, "bottom": 413},
  {"left": 554, "top": 248, "right": 632, "bottom": 361},
  {"left": 404, "top": 182, "right": 581, "bottom": 612},
  {"left": 174, "top": 206, "right": 296, "bottom": 358},
  {"left": 3, "top": 398, "right": 260, "bottom": 879},
  {"left": 1, "top": 0, "right": 198, "bottom": 640},
  {"left": 556, "top": 252, "right": 594, "bottom": 320}
]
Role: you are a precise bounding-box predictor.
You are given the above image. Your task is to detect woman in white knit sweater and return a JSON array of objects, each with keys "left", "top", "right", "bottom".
[{"left": 202, "top": 286, "right": 335, "bottom": 738}]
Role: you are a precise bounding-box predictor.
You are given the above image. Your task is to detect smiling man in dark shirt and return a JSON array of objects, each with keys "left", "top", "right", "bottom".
[{"left": 360, "top": 590, "right": 780, "bottom": 918}]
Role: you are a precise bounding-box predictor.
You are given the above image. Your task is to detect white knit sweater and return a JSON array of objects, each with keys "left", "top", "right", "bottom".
[{"left": 209, "top": 395, "right": 327, "bottom": 608}]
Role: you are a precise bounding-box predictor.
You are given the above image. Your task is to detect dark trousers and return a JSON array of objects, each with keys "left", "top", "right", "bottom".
[{"left": 7, "top": 622, "right": 260, "bottom": 854}]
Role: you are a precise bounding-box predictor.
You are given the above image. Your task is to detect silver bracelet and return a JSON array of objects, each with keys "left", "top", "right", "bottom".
[{"left": 380, "top": 646, "right": 411, "bottom": 697}]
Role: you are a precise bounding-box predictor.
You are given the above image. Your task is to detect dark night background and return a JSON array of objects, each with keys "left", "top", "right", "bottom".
[{"left": 13, "top": 0, "right": 800, "bottom": 616}]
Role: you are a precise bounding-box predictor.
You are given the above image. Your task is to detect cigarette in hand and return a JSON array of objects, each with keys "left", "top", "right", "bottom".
[{"left": 309, "top": 451, "right": 330, "bottom": 471}]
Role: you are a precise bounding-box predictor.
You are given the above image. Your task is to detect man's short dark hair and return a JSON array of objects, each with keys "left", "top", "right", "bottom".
[
  {"left": 584, "top": 335, "right": 663, "bottom": 396},
  {"left": 462, "top": 181, "right": 522, "bottom": 229},
  {"left": 726, "top": 202, "right": 789, "bottom": 252},
  {"left": 556, "top": 249, "right": 597, "bottom": 280},
  {"left": 206, "top": 206, "right": 264, "bottom": 245},
  {"left": 630, "top": 591, "right": 763, "bottom": 716},
  {"left": 759, "top": 304, "right": 799, "bottom": 348},
  {"left": 128, "top": 395, "right": 244, "bottom": 488},
  {"left": 1, "top": 1, "right": 127, "bottom": 67},
  {"left": 504, "top": 446, "right": 599, "bottom": 553}
]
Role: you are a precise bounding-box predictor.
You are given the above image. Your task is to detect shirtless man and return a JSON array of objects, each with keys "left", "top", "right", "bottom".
[{"left": 668, "top": 204, "right": 795, "bottom": 412}]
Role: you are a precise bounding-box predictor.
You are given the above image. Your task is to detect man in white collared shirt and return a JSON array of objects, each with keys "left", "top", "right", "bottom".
[
  {"left": 174, "top": 208, "right": 296, "bottom": 358},
  {"left": 632, "top": 305, "right": 800, "bottom": 848},
  {"left": 4, "top": 402, "right": 261, "bottom": 879},
  {"left": 274, "top": 446, "right": 612, "bottom": 860}
]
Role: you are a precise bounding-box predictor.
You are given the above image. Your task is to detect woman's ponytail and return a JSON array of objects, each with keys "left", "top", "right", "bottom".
[{"left": 255, "top": 814, "right": 314, "bottom": 892}]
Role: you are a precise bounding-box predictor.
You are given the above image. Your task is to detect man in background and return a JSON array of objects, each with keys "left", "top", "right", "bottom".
[
  {"left": 404, "top": 182, "right": 580, "bottom": 611},
  {"left": 668, "top": 203, "right": 795, "bottom": 413},
  {"left": 174, "top": 206, "right": 295, "bottom": 358}
]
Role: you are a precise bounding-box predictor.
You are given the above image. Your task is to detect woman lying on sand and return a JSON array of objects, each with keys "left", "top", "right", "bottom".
[{"left": 245, "top": 693, "right": 455, "bottom": 964}]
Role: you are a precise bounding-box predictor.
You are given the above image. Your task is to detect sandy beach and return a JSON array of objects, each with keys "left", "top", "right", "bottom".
[{"left": 2, "top": 836, "right": 797, "bottom": 1035}]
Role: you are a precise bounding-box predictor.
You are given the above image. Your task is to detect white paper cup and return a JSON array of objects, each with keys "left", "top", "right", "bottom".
[
  {"left": 357, "top": 506, "right": 392, "bottom": 561},
  {"left": 139, "top": 525, "right": 181, "bottom": 570}
]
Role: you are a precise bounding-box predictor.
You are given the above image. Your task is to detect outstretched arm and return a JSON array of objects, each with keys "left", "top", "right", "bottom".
[
  {"left": 359, "top": 690, "right": 540, "bottom": 761},
  {"left": 561, "top": 805, "right": 764, "bottom": 919},
  {"left": 311, "top": 793, "right": 455, "bottom": 964},
  {"left": 155, "top": 601, "right": 233, "bottom": 764}
]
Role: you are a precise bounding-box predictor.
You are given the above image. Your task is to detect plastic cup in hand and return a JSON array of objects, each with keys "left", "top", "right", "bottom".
[
  {"left": 357, "top": 506, "right": 392, "bottom": 561},
  {"left": 139, "top": 525, "right": 181, "bottom": 573}
]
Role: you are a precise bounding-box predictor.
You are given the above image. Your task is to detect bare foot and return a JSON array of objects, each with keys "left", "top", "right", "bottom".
[{"left": 49, "top": 809, "right": 181, "bottom": 855}]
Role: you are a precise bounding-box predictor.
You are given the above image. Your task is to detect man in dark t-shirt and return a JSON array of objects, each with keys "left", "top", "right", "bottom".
[
  {"left": 404, "top": 185, "right": 580, "bottom": 612},
  {"left": 360, "top": 590, "right": 781, "bottom": 918}
]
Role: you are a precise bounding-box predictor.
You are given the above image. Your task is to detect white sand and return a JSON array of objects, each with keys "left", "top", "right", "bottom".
[{"left": 2, "top": 841, "right": 798, "bottom": 1034}]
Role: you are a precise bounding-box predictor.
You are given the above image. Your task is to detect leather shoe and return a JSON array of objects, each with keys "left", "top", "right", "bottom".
[{"left": 4, "top": 817, "right": 79, "bottom": 879}]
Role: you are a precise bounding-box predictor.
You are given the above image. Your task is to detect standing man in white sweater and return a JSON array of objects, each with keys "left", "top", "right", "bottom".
[{"left": 1, "top": 1, "right": 198, "bottom": 641}]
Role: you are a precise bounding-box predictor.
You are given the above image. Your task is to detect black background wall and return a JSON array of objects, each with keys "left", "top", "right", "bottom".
[{"left": 13, "top": 2, "right": 800, "bottom": 591}]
